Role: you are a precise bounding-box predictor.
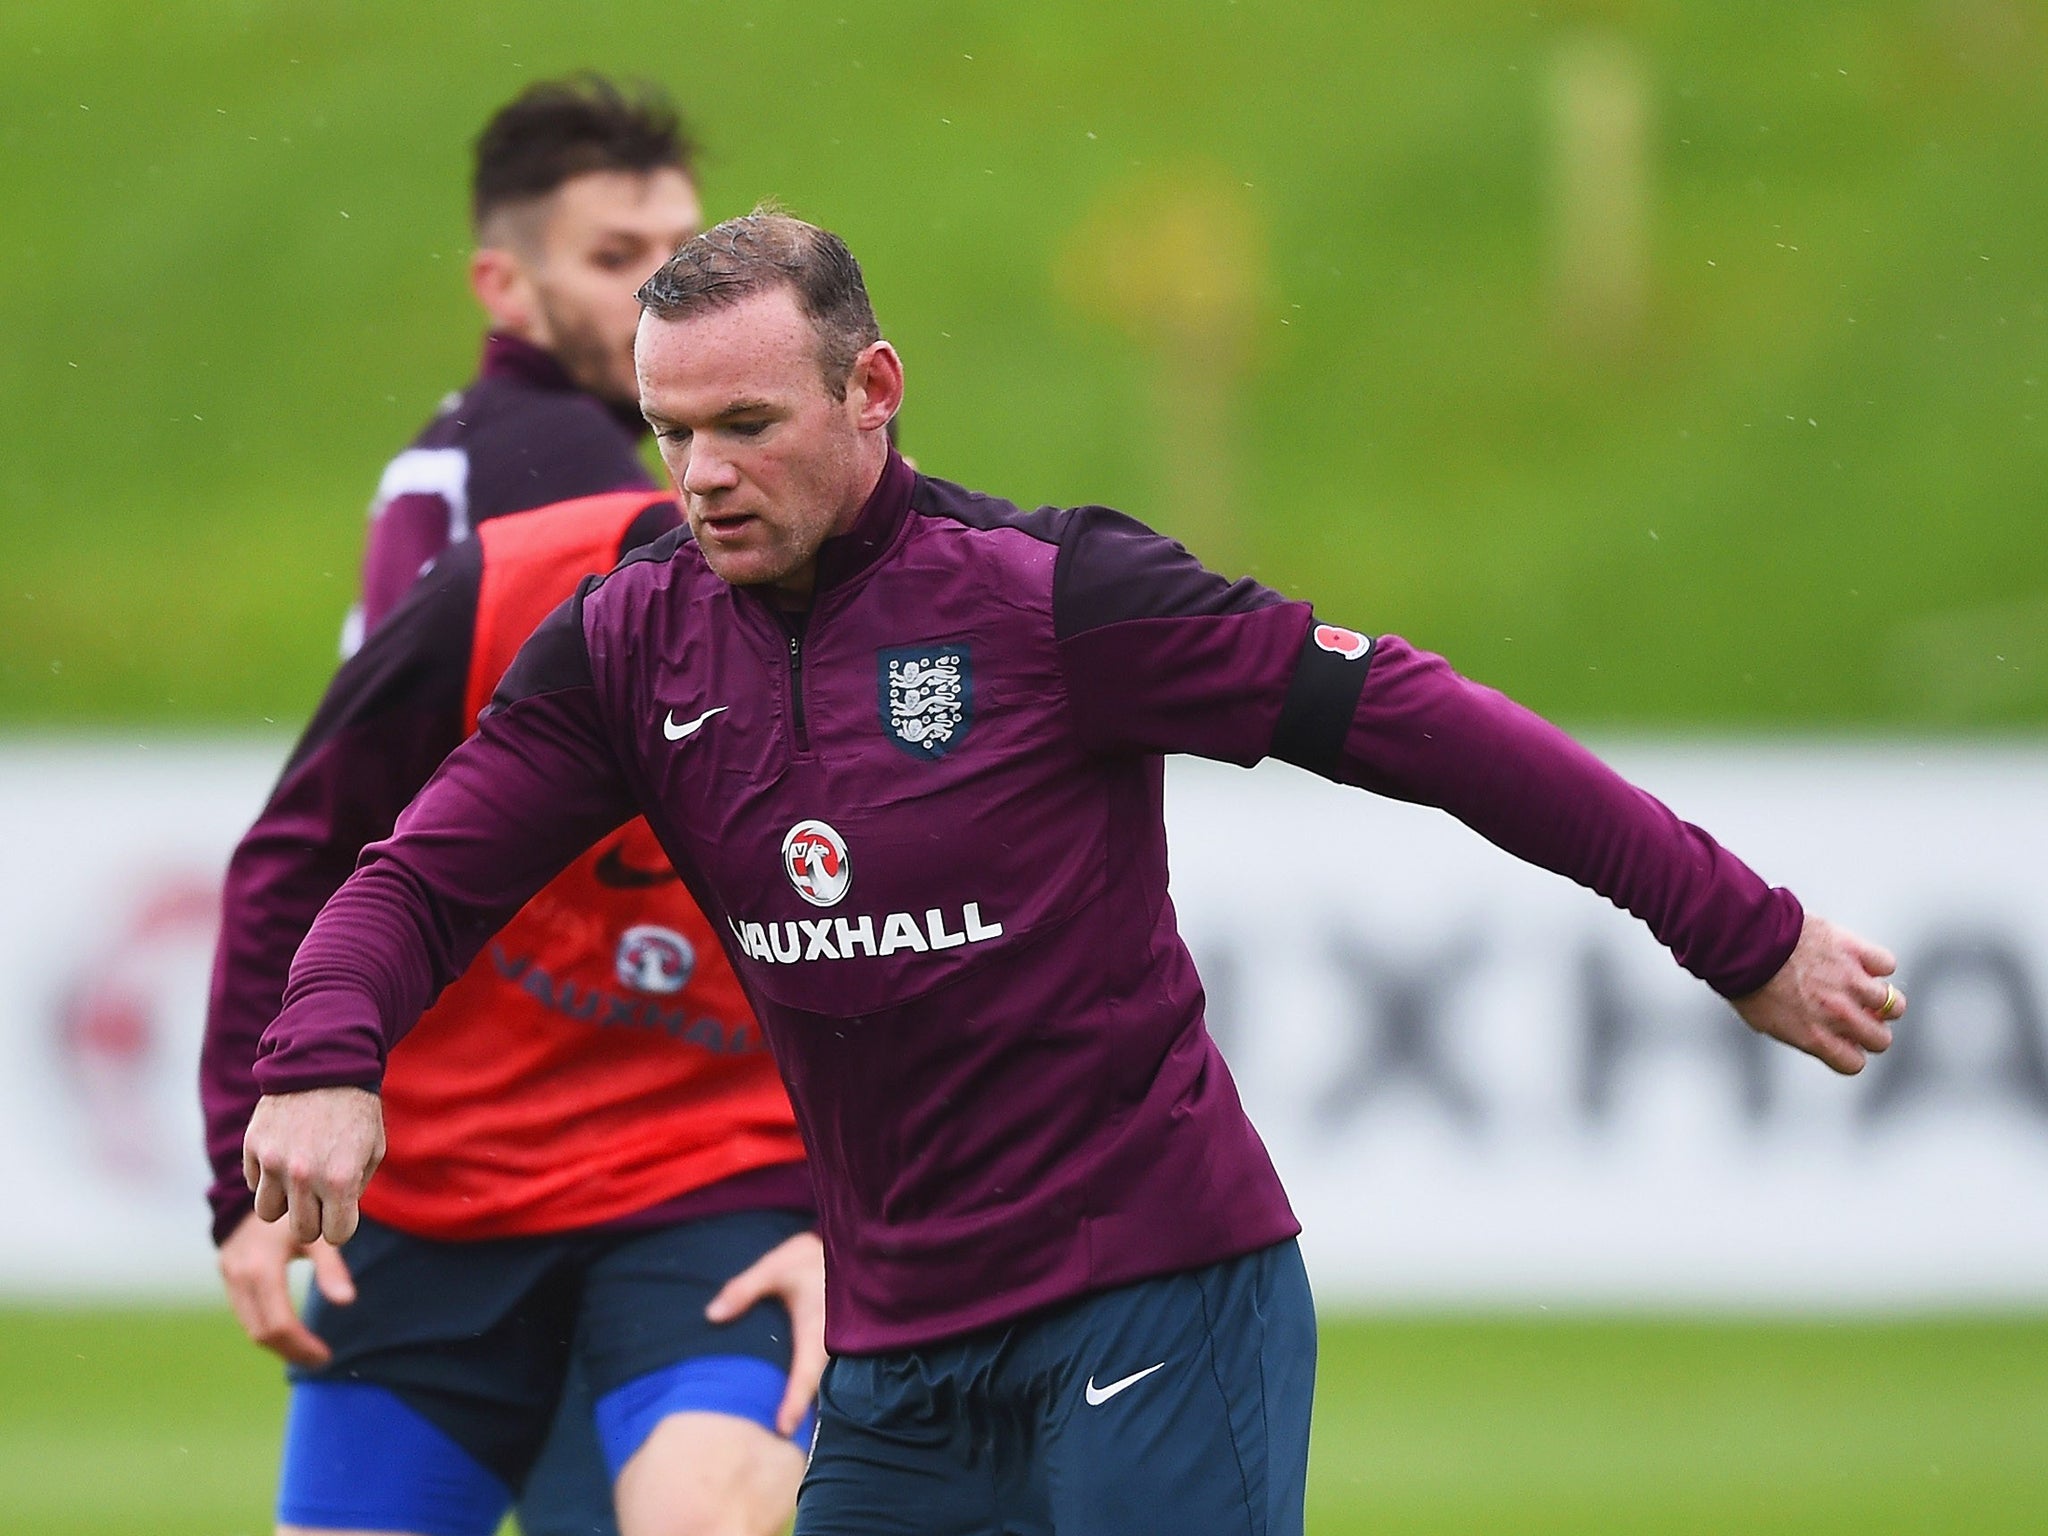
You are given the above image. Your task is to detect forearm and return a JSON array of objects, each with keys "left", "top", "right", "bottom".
[
  {"left": 1340, "top": 636, "right": 1801, "bottom": 996},
  {"left": 204, "top": 571, "right": 476, "bottom": 1235},
  {"left": 251, "top": 685, "right": 638, "bottom": 1092},
  {"left": 252, "top": 860, "right": 446, "bottom": 1096},
  {"left": 203, "top": 830, "right": 357, "bottom": 1241},
  {"left": 207, "top": 819, "right": 436, "bottom": 1234}
]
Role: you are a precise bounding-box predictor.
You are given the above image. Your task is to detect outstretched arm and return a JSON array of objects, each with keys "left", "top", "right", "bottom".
[
  {"left": 202, "top": 542, "right": 476, "bottom": 1246},
  {"left": 1046, "top": 508, "right": 1901, "bottom": 1069},
  {"left": 1311, "top": 636, "right": 1905, "bottom": 1069},
  {"left": 244, "top": 591, "right": 640, "bottom": 1243}
]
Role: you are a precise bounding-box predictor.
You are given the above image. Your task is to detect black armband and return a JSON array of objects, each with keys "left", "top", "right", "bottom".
[{"left": 1269, "top": 625, "right": 1377, "bottom": 775}]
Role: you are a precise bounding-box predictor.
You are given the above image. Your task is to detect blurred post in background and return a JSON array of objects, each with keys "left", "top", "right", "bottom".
[
  {"left": 1058, "top": 165, "right": 1266, "bottom": 569},
  {"left": 1548, "top": 32, "right": 1651, "bottom": 350}
]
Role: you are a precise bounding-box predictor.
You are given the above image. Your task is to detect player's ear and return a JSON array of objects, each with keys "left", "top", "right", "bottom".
[
  {"left": 470, "top": 245, "right": 546, "bottom": 345},
  {"left": 849, "top": 341, "right": 903, "bottom": 433}
]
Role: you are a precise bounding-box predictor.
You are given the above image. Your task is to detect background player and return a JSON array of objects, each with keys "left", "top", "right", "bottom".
[
  {"left": 205, "top": 487, "right": 821, "bottom": 1536},
  {"left": 327, "top": 72, "right": 708, "bottom": 1536},
  {"left": 239, "top": 214, "right": 1905, "bottom": 1535},
  {"left": 344, "top": 73, "right": 700, "bottom": 654}
]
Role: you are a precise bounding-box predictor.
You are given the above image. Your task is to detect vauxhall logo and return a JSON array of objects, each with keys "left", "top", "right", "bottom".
[
  {"left": 734, "top": 818, "right": 1003, "bottom": 964},
  {"left": 782, "top": 819, "right": 852, "bottom": 907}
]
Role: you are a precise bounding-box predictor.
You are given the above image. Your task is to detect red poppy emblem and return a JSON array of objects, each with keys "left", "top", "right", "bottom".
[{"left": 1313, "top": 624, "right": 1371, "bottom": 661}]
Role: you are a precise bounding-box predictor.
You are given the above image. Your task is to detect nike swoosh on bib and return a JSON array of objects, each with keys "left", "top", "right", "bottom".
[
  {"left": 663, "top": 705, "right": 728, "bottom": 741},
  {"left": 1083, "top": 1360, "right": 1167, "bottom": 1406},
  {"left": 593, "top": 843, "right": 680, "bottom": 889}
]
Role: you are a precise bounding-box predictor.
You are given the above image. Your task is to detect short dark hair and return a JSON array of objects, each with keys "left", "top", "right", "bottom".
[
  {"left": 637, "top": 209, "right": 881, "bottom": 398},
  {"left": 472, "top": 74, "right": 696, "bottom": 232}
]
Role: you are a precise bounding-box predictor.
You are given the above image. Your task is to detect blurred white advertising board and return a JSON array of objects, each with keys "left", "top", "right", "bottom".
[
  {"left": 1172, "top": 744, "right": 2048, "bottom": 1310},
  {"left": 0, "top": 738, "right": 287, "bottom": 1299},
  {"left": 1, "top": 735, "right": 2044, "bottom": 1308}
]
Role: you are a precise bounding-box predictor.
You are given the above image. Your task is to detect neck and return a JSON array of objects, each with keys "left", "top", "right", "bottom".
[
  {"left": 763, "top": 439, "right": 901, "bottom": 613},
  {"left": 831, "top": 435, "right": 891, "bottom": 537},
  {"left": 766, "top": 573, "right": 816, "bottom": 613}
]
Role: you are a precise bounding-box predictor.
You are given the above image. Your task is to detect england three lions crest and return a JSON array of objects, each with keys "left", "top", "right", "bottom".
[{"left": 878, "top": 643, "right": 974, "bottom": 760}]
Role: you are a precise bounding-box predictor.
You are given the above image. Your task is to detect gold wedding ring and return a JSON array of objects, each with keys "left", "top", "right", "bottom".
[{"left": 1877, "top": 982, "right": 1901, "bottom": 1021}]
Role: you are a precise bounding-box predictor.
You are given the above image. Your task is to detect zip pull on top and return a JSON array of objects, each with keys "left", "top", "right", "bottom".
[{"left": 787, "top": 629, "right": 811, "bottom": 752}]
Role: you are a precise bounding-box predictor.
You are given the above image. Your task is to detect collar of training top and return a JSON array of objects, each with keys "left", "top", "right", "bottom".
[
  {"left": 478, "top": 331, "right": 650, "bottom": 438},
  {"left": 479, "top": 330, "right": 575, "bottom": 390},
  {"left": 807, "top": 447, "right": 917, "bottom": 598}
]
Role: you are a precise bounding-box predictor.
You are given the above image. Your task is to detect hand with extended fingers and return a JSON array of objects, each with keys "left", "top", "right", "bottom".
[
  {"left": 1733, "top": 914, "right": 1904, "bottom": 1075},
  {"left": 705, "top": 1230, "right": 828, "bottom": 1439},
  {"left": 218, "top": 1209, "right": 357, "bottom": 1367}
]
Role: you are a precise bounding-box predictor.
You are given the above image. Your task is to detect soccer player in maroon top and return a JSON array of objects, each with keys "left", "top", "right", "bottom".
[
  {"left": 343, "top": 76, "right": 700, "bottom": 654},
  {"left": 244, "top": 214, "right": 1907, "bottom": 1535}
]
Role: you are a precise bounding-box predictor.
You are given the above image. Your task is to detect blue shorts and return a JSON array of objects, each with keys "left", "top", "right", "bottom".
[
  {"left": 796, "top": 1240, "right": 1315, "bottom": 1536},
  {"left": 276, "top": 1207, "right": 815, "bottom": 1536}
]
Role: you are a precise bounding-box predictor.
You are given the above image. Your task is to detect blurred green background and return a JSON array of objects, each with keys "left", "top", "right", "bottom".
[
  {"left": 2, "top": 0, "right": 2041, "bottom": 730},
  {"left": 4, "top": 4, "right": 2045, "bottom": 1532}
]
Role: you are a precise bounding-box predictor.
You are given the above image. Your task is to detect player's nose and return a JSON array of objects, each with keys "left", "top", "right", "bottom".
[{"left": 681, "top": 444, "right": 740, "bottom": 496}]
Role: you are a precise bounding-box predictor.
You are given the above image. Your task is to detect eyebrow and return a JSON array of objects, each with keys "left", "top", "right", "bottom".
[{"left": 642, "top": 398, "right": 780, "bottom": 431}]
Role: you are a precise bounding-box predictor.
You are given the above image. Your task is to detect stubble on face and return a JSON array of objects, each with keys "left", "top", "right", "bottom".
[
  {"left": 520, "top": 169, "right": 702, "bottom": 406},
  {"left": 533, "top": 297, "right": 627, "bottom": 403}
]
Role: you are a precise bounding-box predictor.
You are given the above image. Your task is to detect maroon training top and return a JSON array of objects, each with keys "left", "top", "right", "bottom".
[
  {"left": 349, "top": 333, "right": 652, "bottom": 648},
  {"left": 258, "top": 451, "right": 1803, "bottom": 1354}
]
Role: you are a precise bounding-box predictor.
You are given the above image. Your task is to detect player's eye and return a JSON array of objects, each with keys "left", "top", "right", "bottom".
[
  {"left": 656, "top": 426, "right": 692, "bottom": 444},
  {"left": 730, "top": 420, "right": 769, "bottom": 438}
]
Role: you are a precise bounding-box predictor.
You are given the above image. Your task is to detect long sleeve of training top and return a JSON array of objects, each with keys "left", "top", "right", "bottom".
[
  {"left": 227, "top": 488, "right": 809, "bottom": 1244},
  {"left": 202, "top": 545, "right": 476, "bottom": 1241},
  {"left": 252, "top": 452, "right": 1801, "bottom": 1351},
  {"left": 250, "top": 603, "right": 639, "bottom": 1101},
  {"left": 354, "top": 333, "right": 654, "bottom": 643},
  {"left": 1051, "top": 505, "right": 1801, "bottom": 997}
]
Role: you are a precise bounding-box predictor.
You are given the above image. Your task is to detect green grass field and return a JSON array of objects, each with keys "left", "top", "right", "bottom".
[
  {"left": 7, "top": 1307, "right": 2046, "bottom": 1534},
  {"left": 3, "top": 1, "right": 2044, "bottom": 732}
]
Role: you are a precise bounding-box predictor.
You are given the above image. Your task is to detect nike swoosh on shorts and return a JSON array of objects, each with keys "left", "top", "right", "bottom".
[{"left": 1083, "top": 1361, "right": 1167, "bottom": 1406}]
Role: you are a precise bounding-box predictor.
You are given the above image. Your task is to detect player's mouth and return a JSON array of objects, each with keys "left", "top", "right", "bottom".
[{"left": 696, "top": 510, "right": 760, "bottom": 543}]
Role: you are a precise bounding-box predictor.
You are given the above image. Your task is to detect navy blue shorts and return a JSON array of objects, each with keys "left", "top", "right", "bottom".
[
  {"left": 796, "top": 1240, "right": 1315, "bottom": 1536},
  {"left": 276, "top": 1207, "right": 814, "bottom": 1536}
]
